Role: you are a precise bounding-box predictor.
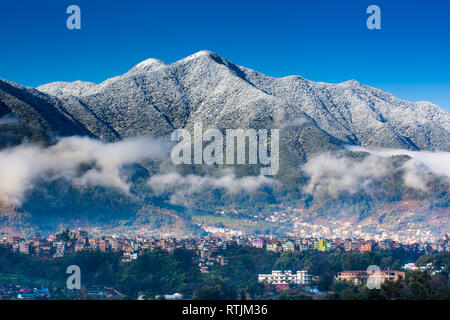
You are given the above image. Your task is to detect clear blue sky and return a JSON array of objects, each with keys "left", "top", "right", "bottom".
[{"left": 0, "top": 0, "right": 449, "bottom": 111}]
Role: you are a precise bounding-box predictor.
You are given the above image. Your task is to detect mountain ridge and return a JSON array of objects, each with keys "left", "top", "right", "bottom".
[
  {"left": 30, "top": 51, "right": 449, "bottom": 154},
  {"left": 0, "top": 51, "right": 449, "bottom": 236}
]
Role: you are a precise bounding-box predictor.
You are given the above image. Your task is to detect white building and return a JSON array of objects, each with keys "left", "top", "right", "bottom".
[
  {"left": 53, "top": 241, "right": 65, "bottom": 257},
  {"left": 155, "top": 293, "right": 184, "bottom": 300},
  {"left": 403, "top": 263, "right": 418, "bottom": 271},
  {"left": 19, "top": 241, "right": 30, "bottom": 255},
  {"left": 258, "top": 270, "right": 311, "bottom": 286}
]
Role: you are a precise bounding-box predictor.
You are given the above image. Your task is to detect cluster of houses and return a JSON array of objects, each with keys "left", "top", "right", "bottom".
[
  {"left": 254, "top": 236, "right": 450, "bottom": 254},
  {"left": 402, "top": 262, "right": 445, "bottom": 275},
  {"left": 1, "top": 229, "right": 447, "bottom": 299},
  {"left": 1, "top": 231, "right": 448, "bottom": 274},
  {"left": 0, "top": 286, "right": 50, "bottom": 300},
  {"left": 0, "top": 230, "right": 232, "bottom": 273}
]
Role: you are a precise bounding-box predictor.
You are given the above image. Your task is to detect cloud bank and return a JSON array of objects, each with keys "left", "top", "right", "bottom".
[
  {"left": 346, "top": 146, "right": 450, "bottom": 179},
  {"left": 302, "top": 152, "right": 391, "bottom": 197},
  {"left": 0, "top": 136, "right": 171, "bottom": 205},
  {"left": 148, "top": 169, "right": 275, "bottom": 205},
  {"left": 302, "top": 146, "right": 450, "bottom": 197}
]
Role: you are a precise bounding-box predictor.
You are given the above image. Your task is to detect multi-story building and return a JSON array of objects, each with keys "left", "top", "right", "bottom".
[
  {"left": 54, "top": 241, "right": 65, "bottom": 258},
  {"left": 111, "top": 237, "right": 118, "bottom": 251},
  {"left": 314, "top": 239, "right": 323, "bottom": 252},
  {"left": 251, "top": 238, "right": 264, "bottom": 249},
  {"left": 99, "top": 239, "right": 107, "bottom": 252},
  {"left": 336, "top": 270, "right": 405, "bottom": 285},
  {"left": 266, "top": 242, "right": 281, "bottom": 253},
  {"left": 19, "top": 241, "right": 30, "bottom": 255},
  {"left": 403, "top": 263, "right": 418, "bottom": 271},
  {"left": 74, "top": 241, "right": 85, "bottom": 252},
  {"left": 360, "top": 242, "right": 372, "bottom": 253},
  {"left": 282, "top": 240, "right": 295, "bottom": 252},
  {"left": 344, "top": 239, "right": 353, "bottom": 252},
  {"left": 258, "top": 270, "right": 311, "bottom": 289}
]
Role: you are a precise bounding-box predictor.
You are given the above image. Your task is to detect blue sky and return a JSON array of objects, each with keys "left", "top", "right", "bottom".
[{"left": 0, "top": 0, "right": 449, "bottom": 111}]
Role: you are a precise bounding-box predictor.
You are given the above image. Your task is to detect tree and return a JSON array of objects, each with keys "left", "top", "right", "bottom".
[
  {"left": 407, "top": 271, "right": 431, "bottom": 300},
  {"left": 317, "top": 274, "right": 333, "bottom": 291},
  {"left": 381, "top": 277, "right": 404, "bottom": 300}
]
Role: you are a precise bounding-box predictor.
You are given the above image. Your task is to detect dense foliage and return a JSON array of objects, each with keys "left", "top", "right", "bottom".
[{"left": 0, "top": 245, "right": 448, "bottom": 300}]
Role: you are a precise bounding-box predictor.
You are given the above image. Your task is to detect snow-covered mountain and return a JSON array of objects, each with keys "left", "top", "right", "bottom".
[
  {"left": 1, "top": 51, "right": 449, "bottom": 235},
  {"left": 1, "top": 50, "right": 448, "bottom": 155},
  {"left": 31, "top": 50, "right": 449, "bottom": 154},
  {"left": 0, "top": 79, "right": 92, "bottom": 148}
]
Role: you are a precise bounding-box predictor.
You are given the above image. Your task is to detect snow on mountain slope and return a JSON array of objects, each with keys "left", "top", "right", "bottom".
[
  {"left": 28, "top": 50, "right": 450, "bottom": 153},
  {"left": 0, "top": 79, "right": 92, "bottom": 140},
  {"left": 37, "top": 80, "right": 97, "bottom": 97}
]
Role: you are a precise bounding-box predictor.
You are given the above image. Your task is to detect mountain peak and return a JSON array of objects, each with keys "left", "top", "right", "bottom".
[
  {"left": 340, "top": 79, "right": 362, "bottom": 87},
  {"left": 128, "top": 58, "right": 167, "bottom": 74},
  {"left": 179, "top": 50, "right": 221, "bottom": 62}
]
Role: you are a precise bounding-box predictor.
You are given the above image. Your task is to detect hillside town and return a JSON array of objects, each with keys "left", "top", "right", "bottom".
[
  {"left": 0, "top": 228, "right": 449, "bottom": 300},
  {"left": 1, "top": 229, "right": 449, "bottom": 272}
]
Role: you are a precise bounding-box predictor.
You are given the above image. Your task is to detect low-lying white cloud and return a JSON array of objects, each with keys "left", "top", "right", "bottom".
[
  {"left": 302, "top": 153, "right": 390, "bottom": 197},
  {"left": 302, "top": 146, "right": 450, "bottom": 197},
  {"left": 402, "top": 159, "right": 428, "bottom": 191},
  {"left": 0, "top": 136, "right": 171, "bottom": 205},
  {"left": 148, "top": 170, "right": 275, "bottom": 205},
  {"left": 346, "top": 145, "right": 450, "bottom": 178}
]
